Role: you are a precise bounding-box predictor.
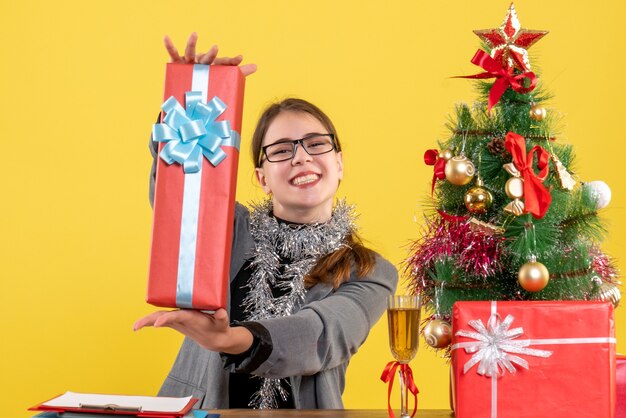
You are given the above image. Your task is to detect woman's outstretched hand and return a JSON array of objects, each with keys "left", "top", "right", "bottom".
[
  {"left": 134, "top": 308, "right": 254, "bottom": 355},
  {"left": 164, "top": 32, "right": 257, "bottom": 77}
]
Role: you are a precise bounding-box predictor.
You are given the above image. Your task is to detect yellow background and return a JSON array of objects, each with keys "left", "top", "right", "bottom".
[{"left": 1, "top": 1, "right": 625, "bottom": 416}]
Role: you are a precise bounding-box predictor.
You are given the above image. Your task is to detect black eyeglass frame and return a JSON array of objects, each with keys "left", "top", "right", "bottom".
[{"left": 259, "top": 133, "right": 336, "bottom": 165}]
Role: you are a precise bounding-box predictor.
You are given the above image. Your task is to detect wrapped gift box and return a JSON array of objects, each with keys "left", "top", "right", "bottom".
[
  {"left": 617, "top": 354, "right": 626, "bottom": 418},
  {"left": 451, "top": 301, "right": 616, "bottom": 418},
  {"left": 147, "top": 63, "right": 245, "bottom": 310}
]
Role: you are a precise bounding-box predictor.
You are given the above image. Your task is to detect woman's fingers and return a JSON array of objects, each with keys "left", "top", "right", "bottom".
[
  {"left": 213, "top": 56, "right": 257, "bottom": 76},
  {"left": 213, "top": 308, "right": 228, "bottom": 321},
  {"left": 213, "top": 55, "right": 243, "bottom": 66},
  {"left": 197, "top": 45, "right": 219, "bottom": 65},
  {"left": 162, "top": 35, "right": 257, "bottom": 76},
  {"left": 183, "top": 32, "right": 198, "bottom": 63},
  {"left": 146, "top": 310, "right": 224, "bottom": 349},
  {"left": 163, "top": 35, "right": 182, "bottom": 62},
  {"left": 134, "top": 310, "right": 207, "bottom": 334},
  {"left": 146, "top": 309, "right": 195, "bottom": 327},
  {"left": 133, "top": 310, "right": 171, "bottom": 330},
  {"left": 134, "top": 309, "right": 247, "bottom": 353},
  {"left": 240, "top": 63, "right": 258, "bottom": 77}
]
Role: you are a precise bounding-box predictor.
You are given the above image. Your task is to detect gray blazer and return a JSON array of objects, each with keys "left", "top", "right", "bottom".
[{"left": 149, "top": 143, "right": 398, "bottom": 408}]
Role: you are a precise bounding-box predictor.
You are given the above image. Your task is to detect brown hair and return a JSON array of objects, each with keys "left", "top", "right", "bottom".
[
  {"left": 304, "top": 233, "right": 376, "bottom": 289},
  {"left": 251, "top": 98, "right": 376, "bottom": 288}
]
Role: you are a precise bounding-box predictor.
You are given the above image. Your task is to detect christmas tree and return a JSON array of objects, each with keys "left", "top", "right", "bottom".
[{"left": 407, "top": 3, "right": 621, "bottom": 351}]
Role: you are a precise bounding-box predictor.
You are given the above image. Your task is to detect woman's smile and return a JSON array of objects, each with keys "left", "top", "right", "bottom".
[{"left": 290, "top": 172, "right": 321, "bottom": 187}]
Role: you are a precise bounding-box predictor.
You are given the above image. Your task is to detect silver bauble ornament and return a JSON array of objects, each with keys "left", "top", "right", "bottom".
[{"left": 584, "top": 181, "right": 612, "bottom": 210}]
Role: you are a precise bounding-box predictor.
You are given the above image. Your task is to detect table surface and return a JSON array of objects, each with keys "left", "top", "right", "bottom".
[{"left": 211, "top": 410, "right": 453, "bottom": 417}]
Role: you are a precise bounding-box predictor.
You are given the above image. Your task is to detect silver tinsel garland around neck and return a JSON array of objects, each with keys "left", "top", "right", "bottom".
[{"left": 243, "top": 198, "right": 357, "bottom": 409}]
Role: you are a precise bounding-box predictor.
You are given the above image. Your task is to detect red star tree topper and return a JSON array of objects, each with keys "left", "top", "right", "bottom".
[{"left": 473, "top": 3, "right": 548, "bottom": 72}]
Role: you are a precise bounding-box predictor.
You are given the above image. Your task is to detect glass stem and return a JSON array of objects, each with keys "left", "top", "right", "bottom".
[{"left": 399, "top": 367, "right": 409, "bottom": 418}]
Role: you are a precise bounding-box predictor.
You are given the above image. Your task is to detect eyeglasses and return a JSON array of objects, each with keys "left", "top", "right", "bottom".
[{"left": 260, "top": 133, "right": 336, "bottom": 164}]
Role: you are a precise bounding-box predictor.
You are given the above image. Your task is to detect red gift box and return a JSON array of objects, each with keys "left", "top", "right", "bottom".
[
  {"left": 147, "top": 63, "right": 245, "bottom": 310},
  {"left": 617, "top": 354, "right": 626, "bottom": 418},
  {"left": 451, "top": 301, "right": 616, "bottom": 418}
]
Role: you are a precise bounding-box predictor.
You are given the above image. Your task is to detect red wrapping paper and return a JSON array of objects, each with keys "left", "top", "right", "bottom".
[
  {"left": 617, "top": 354, "right": 626, "bottom": 418},
  {"left": 147, "top": 64, "right": 245, "bottom": 310},
  {"left": 451, "top": 301, "right": 616, "bottom": 418}
]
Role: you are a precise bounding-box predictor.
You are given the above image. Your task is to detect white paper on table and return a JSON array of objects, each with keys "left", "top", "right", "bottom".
[{"left": 42, "top": 391, "right": 193, "bottom": 413}]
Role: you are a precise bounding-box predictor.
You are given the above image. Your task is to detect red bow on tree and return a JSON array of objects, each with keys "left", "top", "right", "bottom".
[
  {"left": 424, "top": 149, "right": 446, "bottom": 194},
  {"left": 504, "top": 132, "right": 552, "bottom": 219},
  {"left": 380, "top": 361, "right": 419, "bottom": 418},
  {"left": 455, "top": 50, "right": 537, "bottom": 113}
]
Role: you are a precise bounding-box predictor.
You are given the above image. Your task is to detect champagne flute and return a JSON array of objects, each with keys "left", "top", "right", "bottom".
[{"left": 387, "top": 294, "right": 421, "bottom": 418}]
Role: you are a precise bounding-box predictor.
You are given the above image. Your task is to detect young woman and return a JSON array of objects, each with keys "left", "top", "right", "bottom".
[{"left": 135, "top": 34, "right": 398, "bottom": 410}]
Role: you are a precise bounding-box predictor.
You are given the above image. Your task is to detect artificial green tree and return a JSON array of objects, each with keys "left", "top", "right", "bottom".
[{"left": 407, "top": 3, "right": 619, "bottom": 350}]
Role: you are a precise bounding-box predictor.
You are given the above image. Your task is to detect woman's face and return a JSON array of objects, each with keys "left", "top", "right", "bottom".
[{"left": 255, "top": 111, "right": 344, "bottom": 223}]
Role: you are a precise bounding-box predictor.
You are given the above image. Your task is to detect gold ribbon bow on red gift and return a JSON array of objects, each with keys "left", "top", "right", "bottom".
[
  {"left": 503, "top": 132, "right": 552, "bottom": 219},
  {"left": 380, "top": 361, "right": 419, "bottom": 418},
  {"left": 455, "top": 50, "right": 537, "bottom": 113}
]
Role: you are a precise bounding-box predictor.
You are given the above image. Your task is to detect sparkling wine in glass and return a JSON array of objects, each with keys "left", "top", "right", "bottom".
[{"left": 387, "top": 295, "right": 421, "bottom": 418}]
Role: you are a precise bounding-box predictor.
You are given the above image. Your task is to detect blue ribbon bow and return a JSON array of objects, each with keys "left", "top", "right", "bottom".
[{"left": 152, "top": 92, "right": 234, "bottom": 173}]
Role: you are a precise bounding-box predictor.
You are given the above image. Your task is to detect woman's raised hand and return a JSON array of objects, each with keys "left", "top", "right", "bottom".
[
  {"left": 133, "top": 308, "right": 254, "bottom": 354},
  {"left": 164, "top": 32, "right": 257, "bottom": 77}
]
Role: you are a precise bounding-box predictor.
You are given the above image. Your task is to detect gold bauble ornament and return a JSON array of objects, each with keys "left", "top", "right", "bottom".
[
  {"left": 423, "top": 318, "right": 453, "bottom": 349},
  {"left": 529, "top": 104, "right": 547, "bottom": 121},
  {"left": 518, "top": 260, "right": 550, "bottom": 292},
  {"left": 444, "top": 155, "right": 475, "bottom": 186},
  {"left": 439, "top": 148, "right": 454, "bottom": 161},
  {"left": 464, "top": 178, "right": 494, "bottom": 214}
]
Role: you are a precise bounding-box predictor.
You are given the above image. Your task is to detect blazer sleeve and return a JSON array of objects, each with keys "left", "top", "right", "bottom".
[
  {"left": 148, "top": 117, "right": 160, "bottom": 208},
  {"left": 229, "top": 254, "right": 398, "bottom": 379}
]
